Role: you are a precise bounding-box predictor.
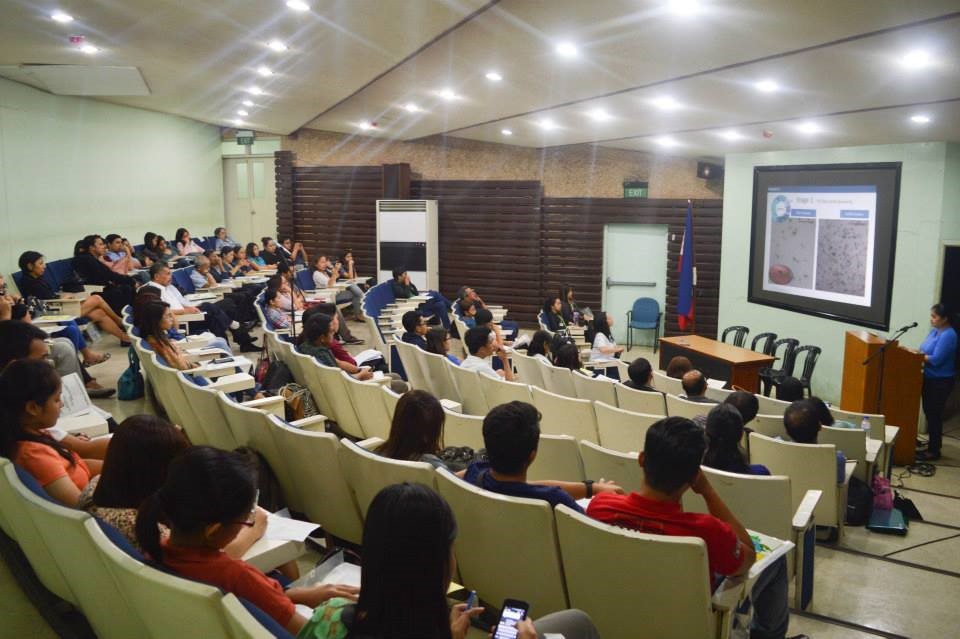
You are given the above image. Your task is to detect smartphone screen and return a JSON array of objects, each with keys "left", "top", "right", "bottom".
[{"left": 492, "top": 600, "right": 529, "bottom": 639}]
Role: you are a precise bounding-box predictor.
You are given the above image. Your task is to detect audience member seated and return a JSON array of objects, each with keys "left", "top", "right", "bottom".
[
  {"left": 808, "top": 396, "right": 857, "bottom": 430},
  {"left": 462, "top": 401, "right": 622, "bottom": 511},
  {"left": 587, "top": 417, "right": 800, "bottom": 639},
  {"left": 590, "top": 311, "right": 625, "bottom": 361},
  {"left": 190, "top": 255, "right": 220, "bottom": 289},
  {"left": 0, "top": 360, "right": 102, "bottom": 506},
  {"left": 72, "top": 235, "right": 136, "bottom": 314},
  {"left": 260, "top": 237, "right": 282, "bottom": 265},
  {"left": 144, "top": 262, "right": 257, "bottom": 350},
  {"left": 665, "top": 355, "right": 693, "bottom": 379},
  {"left": 459, "top": 298, "right": 477, "bottom": 327},
  {"left": 623, "top": 357, "right": 657, "bottom": 392},
  {"left": 542, "top": 295, "right": 568, "bottom": 332},
  {"left": 140, "top": 232, "right": 161, "bottom": 265},
  {"left": 140, "top": 301, "right": 196, "bottom": 370},
  {"left": 401, "top": 310, "right": 429, "bottom": 349},
  {"left": 263, "top": 288, "right": 292, "bottom": 330},
  {"left": 297, "top": 314, "right": 375, "bottom": 381},
  {"left": 221, "top": 246, "right": 246, "bottom": 277},
  {"left": 560, "top": 284, "right": 593, "bottom": 327},
  {"left": 311, "top": 255, "right": 363, "bottom": 321},
  {"left": 775, "top": 376, "right": 805, "bottom": 402},
  {"left": 174, "top": 227, "right": 204, "bottom": 256},
  {"left": 526, "top": 329, "right": 553, "bottom": 365},
  {"left": 703, "top": 404, "right": 771, "bottom": 476},
  {"left": 425, "top": 326, "right": 461, "bottom": 365},
  {"left": 245, "top": 242, "right": 274, "bottom": 271},
  {"left": 102, "top": 234, "right": 142, "bottom": 275},
  {"left": 337, "top": 249, "right": 371, "bottom": 290},
  {"left": 681, "top": 370, "right": 718, "bottom": 404},
  {"left": 278, "top": 236, "right": 308, "bottom": 265},
  {"left": 155, "top": 235, "right": 178, "bottom": 261},
  {"left": 135, "top": 446, "right": 358, "bottom": 634},
  {"left": 213, "top": 226, "right": 239, "bottom": 251},
  {"left": 375, "top": 391, "right": 465, "bottom": 472},
  {"left": 211, "top": 248, "right": 237, "bottom": 280},
  {"left": 461, "top": 326, "right": 513, "bottom": 381},
  {"left": 391, "top": 267, "right": 450, "bottom": 328},
  {"left": 459, "top": 285, "right": 517, "bottom": 339},
  {"left": 0, "top": 322, "right": 113, "bottom": 456},
  {"left": 553, "top": 341, "right": 595, "bottom": 378},
  {"left": 784, "top": 399, "right": 846, "bottom": 483},
  {"left": 474, "top": 307, "right": 509, "bottom": 349},
  {"left": 723, "top": 390, "right": 760, "bottom": 425},
  {"left": 311, "top": 311, "right": 407, "bottom": 392},
  {"left": 299, "top": 294, "right": 362, "bottom": 346},
  {"left": 390, "top": 267, "right": 418, "bottom": 299}
]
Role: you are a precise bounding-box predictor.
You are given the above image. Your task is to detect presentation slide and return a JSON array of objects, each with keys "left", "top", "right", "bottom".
[{"left": 763, "top": 185, "right": 876, "bottom": 307}]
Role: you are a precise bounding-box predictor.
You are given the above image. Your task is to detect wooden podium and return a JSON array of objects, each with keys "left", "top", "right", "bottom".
[{"left": 840, "top": 331, "right": 924, "bottom": 465}]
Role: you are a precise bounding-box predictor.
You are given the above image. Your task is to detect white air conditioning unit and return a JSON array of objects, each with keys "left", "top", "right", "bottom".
[{"left": 376, "top": 200, "right": 439, "bottom": 290}]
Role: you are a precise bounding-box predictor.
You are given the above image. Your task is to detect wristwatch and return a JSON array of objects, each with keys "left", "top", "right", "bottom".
[{"left": 583, "top": 479, "right": 594, "bottom": 498}]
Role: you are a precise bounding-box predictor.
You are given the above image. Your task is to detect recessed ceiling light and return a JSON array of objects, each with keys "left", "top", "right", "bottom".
[
  {"left": 404, "top": 103, "right": 421, "bottom": 113},
  {"left": 232, "top": 119, "right": 244, "bottom": 126},
  {"left": 485, "top": 71, "right": 503, "bottom": 82},
  {"left": 257, "top": 66, "right": 273, "bottom": 77},
  {"left": 237, "top": 109, "right": 249, "bottom": 116},
  {"left": 286, "top": 0, "right": 310, "bottom": 11},
  {"left": 656, "top": 136, "right": 678, "bottom": 147},
  {"left": 900, "top": 49, "right": 932, "bottom": 70},
  {"left": 438, "top": 88, "right": 458, "bottom": 100},
  {"left": 588, "top": 108, "right": 612, "bottom": 122},
  {"left": 79, "top": 44, "right": 99, "bottom": 55},
  {"left": 755, "top": 79, "right": 779, "bottom": 93},
  {"left": 358, "top": 121, "right": 373, "bottom": 130},
  {"left": 538, "top": 119, "right": 557, "bottom": 130},
  {"left": 555, "top": 42, "right": 579, "bottom": 58},
  {"left": 720, "top": 130, "right": 742, "bottom": 141},
  {"left": 242, "top": 99, "right": 254, "bottom": 107},
  {"left": 51, "top": 11, "right": 73, "bottom": 23},
  {"left": 247, "top": 86, "right": 263, "bottom": 95},
  {"left": 651, "top": 96, "right": 681, "bottom": 111},
  {"left": 797, "top": 122, "right": 820, "bottom": 134},
  {"left": 267, "top": 40, "right": 288, "bottom": 53},
  {"left": 668, "top": 0, "right": 701, "bottom": 17},
  {"left": 910, "top": 114, "right": 931, "bottom": 124},
  {"left": 501, "top": 128, "right": 513, "bottom": 136}
]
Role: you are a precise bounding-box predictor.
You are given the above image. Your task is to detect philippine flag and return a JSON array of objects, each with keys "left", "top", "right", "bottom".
[{"left": 677, "top": 203, "right": 695, "bottom": 331}]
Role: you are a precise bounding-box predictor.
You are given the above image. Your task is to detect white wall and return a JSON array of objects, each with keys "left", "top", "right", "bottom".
[
  {"left": 719, "top": 142, "right": 950, "bottom": 402},
  {"left": 0, "top": 77, "right": 224, "bottom": 275}
]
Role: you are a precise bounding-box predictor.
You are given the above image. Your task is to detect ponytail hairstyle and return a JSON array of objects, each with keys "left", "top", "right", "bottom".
[
  {"left": 0, "top": 360, "right": 70, "bottom": 464},
  {"left": 135, "top": 446, "right": 256, "bottom": 562}
]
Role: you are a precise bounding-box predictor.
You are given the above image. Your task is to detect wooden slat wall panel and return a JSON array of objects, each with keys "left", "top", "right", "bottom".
[
  {"left": 275, "top": 151, "right": 295, "bottom": 240},
  {"left": 412, "top": 180, "right": 543, "bottom": 324},
  {"left": 286, "top": 159, "right": 383, "bottom": 277},
  {"left": 541, "top": 198, "right": 723, "bottom": 339}
]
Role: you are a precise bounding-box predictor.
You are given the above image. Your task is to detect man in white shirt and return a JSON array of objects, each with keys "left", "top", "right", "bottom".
[{"left": 461, "top": 326, "right": 514, "bottom": 381}]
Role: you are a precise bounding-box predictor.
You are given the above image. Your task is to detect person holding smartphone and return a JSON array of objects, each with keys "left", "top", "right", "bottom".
[{"left": 300, "top": 483, "right": 600, "bottom": 639}]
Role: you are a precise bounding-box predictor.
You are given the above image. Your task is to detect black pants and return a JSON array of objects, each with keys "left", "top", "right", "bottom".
[
  {"left": 196, "top": 302, "right": 232, "bottom": 339},
  {"left": 922, "top": 376, "right": 954, "bottom": 454}
]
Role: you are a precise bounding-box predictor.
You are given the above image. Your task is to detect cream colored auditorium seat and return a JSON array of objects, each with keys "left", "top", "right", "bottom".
[
  {"left": 828, "top": 406, "right": 885, "bottom": 439},
  {"left": 539, "top": 361, "right": 577, "bottom": 397},
  {"left": 221, "top": 594, "right": 279, "bottom": 639},
  {"left": 705, "top": 385, "right": 734, "bottom": 403},
  {"left": 593, "top": 401, "right": 661, "bottom": 453},
  {"left": 393, "top": 336, "right": 429, "bottom": 391},
  {"left": 443, "top": 409, "right": 486, "bottom": 450},
  {"left": 283, "top": 345, "right": 337, "bottom": 421},
  {"left": 750, "top": 414, "right": 788, "bottom": 439},
  {"left": 381, "top": 384, "right": 402, "bottom": 418},
  {"left": 577, "top": 441, "right": 644, "bottom": 494},
  {"left": 554, "top": 505, "right": 741, "bottom": 639},
  {"left": 445, "top": 358, "right": 489, "bottom": 415},
  {"left": 149, "top": 356, "right": 203, "bottom": 442},
  {"left": 527, "top": 434, "right": 585, "bottom": 482},
  {"left": 749, "top": 433, "right": 853, "bottom": 535},
  {"left": 532, "top": 386, "right": 600, "bottom": 444},
  {"left": 311, "top": 361, "right": 366, "bottom": 438},
  {"left": 420, "top": 349, "right": 462, "bottom": 402},
  {"left": 572, "top": 372, "right": 618, "bottom": 405},
  {"left": 338, "top": 438, "right": 437, "bottom": 518},
  {"left": 267, "top": 416, "right": 364, "bottom": 544},
  {"left": 343, "top": 373, "right": 394, "bottom": 441},
  {"left": 665, "top": 394, "right": 713, "bottom": 420},
  {"left": 615, "top": 384, "right": 667, "bottom": 415},
  {"left": 682, "top": 465, "right": 821, "bottom": 609},
  {"left": 755, "top": 393, "right": 791, "bottom": 416},
  {"left": 478, "top": 374, "right": 532, "bottom": 409},
  {"left": 176, "top": 372, "right": 240, "bottom": 451},
  {"left": 820, "top": 425, "right": 874, "bottom": 482},
  {"left": 652, "top": 370, "right": 684, "bottom": 396},
  {"left": 512, "top": 350, "right": 546, "bottom": 389},
  {"left": 435, "top": 468, "right": 569, "bottom": 616}
]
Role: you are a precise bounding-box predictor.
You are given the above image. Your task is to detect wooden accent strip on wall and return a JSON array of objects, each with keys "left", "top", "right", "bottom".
[{"left": 275, "top": 150, "right": 295, "bottom": 240}]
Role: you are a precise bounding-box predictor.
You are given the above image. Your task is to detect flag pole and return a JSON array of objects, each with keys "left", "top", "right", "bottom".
[{"left": 688, "top": 200, "right": 695, "bottom": 335}]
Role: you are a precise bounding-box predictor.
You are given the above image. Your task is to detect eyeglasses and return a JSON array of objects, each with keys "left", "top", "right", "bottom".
[{"left": 234, "top": 490, "right": 259, "bottom": 527}]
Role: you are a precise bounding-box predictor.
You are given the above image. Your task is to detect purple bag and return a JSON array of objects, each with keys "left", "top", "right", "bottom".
[{"left": 872, "top": 475, "right": 894, "bottom": 511}]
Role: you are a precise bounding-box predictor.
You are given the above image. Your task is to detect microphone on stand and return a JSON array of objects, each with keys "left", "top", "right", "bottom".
[{"left": 898, "top": 322, "right": 918, "bottom": 332}]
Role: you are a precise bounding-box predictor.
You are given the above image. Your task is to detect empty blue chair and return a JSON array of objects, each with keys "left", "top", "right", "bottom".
[
  {"left": 626, "top": 297, "right": 662, "bottom": 352},
  {"left": 295, "top": 269, "right": 314, "bottom": 292},
  {"left": 171, "top": 268, "right": 197, "bottom": 295}
]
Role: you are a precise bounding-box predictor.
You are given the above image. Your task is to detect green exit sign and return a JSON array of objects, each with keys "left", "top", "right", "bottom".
[
  {"left": 236, "top": 130, "right": 255, "bottom": 145},
  {"left": 623, "top": 181, "right": 648, "bottom": 198}
]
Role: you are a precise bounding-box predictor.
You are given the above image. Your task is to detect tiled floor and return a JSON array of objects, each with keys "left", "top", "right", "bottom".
[{"left": 4, "top": 324, "right": 960, "bottom": 638}]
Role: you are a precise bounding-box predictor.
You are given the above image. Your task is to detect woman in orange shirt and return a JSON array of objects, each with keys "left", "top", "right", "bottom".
[{"left": 0, "top": 359, "right": 102, "bottom": 505}]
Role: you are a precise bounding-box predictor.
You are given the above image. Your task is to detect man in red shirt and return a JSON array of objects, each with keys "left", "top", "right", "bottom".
[{"left": 587, "top": 417, "right": 803, "bottom": 639}]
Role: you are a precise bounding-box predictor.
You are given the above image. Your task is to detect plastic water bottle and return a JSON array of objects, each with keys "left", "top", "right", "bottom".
[{"left": 861, "top": 416, "right": 871, "bottom": 436}]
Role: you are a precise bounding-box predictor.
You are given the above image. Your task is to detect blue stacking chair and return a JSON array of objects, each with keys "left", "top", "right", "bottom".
[
  {"left": 171, "top": 267, "right": 197, "bottom": 294},
  {"left": 626, "top": 297, "right": 662, "bottom": 352},
  {"left": 295, "top": 269, "right": 314, "bottom": 292}
]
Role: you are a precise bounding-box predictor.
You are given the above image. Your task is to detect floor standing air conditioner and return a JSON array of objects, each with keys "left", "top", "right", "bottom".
[{"left": 376, "top": 199, "right": 439, "bottom": 290}]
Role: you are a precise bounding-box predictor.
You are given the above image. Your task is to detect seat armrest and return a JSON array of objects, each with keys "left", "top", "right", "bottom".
[
  {"left": 242, "top": 395, "right": 286, "bottom": 418},
  {"left": 711, "top": 578, "right": 746, "bottom": 611},
  {"left": 357, "top": 436, "right": 384, "bottom": 450},
  {"left": 792, "top": 490, "right": 822, "bottom": 530},
  {"left": 842, "top": 460, "right": 858, "bottom": 485},
  {"left": 290, "top": 415, "right": 327, "bottom": 431}
]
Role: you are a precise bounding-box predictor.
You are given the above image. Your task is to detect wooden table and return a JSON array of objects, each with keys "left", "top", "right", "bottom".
[{"left": 658, "top": 335, "right": 775, "bottom": 393}]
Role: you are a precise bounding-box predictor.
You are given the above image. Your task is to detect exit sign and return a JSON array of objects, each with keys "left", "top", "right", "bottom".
[
  {"left": 623, "top": 181, "right": 648, "bottom": 198},
  {"left": 236, "top": 130, "right": 255, "bottom": 145}
]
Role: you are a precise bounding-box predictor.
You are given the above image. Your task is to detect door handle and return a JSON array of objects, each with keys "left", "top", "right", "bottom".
[
  {"left": 606, "top": 277, "right": 655, "bottom": 287},
  {"left": 251, "top": 210, "right": 256, "bottom": 216}
]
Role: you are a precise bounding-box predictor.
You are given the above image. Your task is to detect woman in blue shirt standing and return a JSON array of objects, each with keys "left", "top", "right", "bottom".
[{"left": 917, "top": 304, "right": 957, "bottom": 461}]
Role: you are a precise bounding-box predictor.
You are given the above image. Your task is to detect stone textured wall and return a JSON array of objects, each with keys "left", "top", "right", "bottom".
[{"left": 281, "top": 129, "right": 721, "bottom": 199}]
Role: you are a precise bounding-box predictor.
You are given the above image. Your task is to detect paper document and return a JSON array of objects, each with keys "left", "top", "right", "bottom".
[
  {"left": 60, "top": 373, "right": 92, "bottom": 417},
  {"left": 264, "top": 511, "right": 321, "bottom": 542},
  {"left": 746, "top": 531, "right": 794, "bottom": 580},
  {"left": 354, "top": 349, "right": 383, "bottom": 365},
  {"left": 290, "top": 550, "right": 362, "bottom": 590},
  {"left": 706, "top": 377, "right": 727, "bottom": 389}
]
